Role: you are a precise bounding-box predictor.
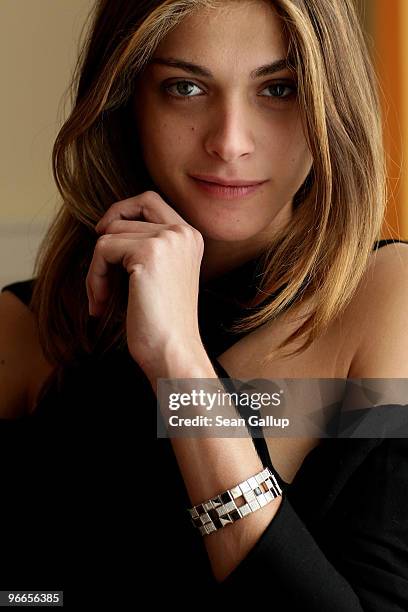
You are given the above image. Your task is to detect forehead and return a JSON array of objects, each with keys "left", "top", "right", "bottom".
[{"left": 153, "top": 1, "right": 288, "bottom": 70}]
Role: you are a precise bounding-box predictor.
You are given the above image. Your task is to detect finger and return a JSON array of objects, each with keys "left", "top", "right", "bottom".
[
  {"left": 95, "top": 191, "right": 188, "bottom": 234},
  {"left": 100, "top": 219, "right": 168, "bottom": 236},
  {"left": 97, "top": 231, "right": 159, "bottom": 240},
  {"left": 87, "top": 235, "right": 152, "bottom": 314}
]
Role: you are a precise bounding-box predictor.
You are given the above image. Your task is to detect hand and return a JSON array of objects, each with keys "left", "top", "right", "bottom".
[{"left": 86, "top": 191, "right": 206, "bottom": 377}]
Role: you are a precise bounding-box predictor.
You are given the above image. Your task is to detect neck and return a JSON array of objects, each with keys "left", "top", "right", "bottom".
[{"left": 199, "top": 240, "right": 265, "bottom": 285}]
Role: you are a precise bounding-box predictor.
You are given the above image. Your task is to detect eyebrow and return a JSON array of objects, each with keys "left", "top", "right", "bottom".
[{"left": 149, "top": 56, "right": 293, "bottom": 79}]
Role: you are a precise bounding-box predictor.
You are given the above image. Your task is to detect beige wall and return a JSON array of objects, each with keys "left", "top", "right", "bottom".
[{"left": 0, "top": 0, "right": 94, "bottom": 286}]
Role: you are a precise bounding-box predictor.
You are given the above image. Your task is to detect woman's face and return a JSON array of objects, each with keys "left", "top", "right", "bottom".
[{"left": 133, "top": 0, "right": 312, "bottom": 274}]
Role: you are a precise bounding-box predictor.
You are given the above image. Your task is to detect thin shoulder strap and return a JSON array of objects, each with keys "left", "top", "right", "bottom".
[
  {"left": 373, "top": 238, "right": 408, "bottom": 250},
  {"left": 211, "top": 357, "right": 288, "bottom": 487}
]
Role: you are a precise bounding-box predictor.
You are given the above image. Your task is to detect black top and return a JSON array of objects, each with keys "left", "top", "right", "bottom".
[{"left": 1, "top": 238, "right": 407, "bottom": 610}]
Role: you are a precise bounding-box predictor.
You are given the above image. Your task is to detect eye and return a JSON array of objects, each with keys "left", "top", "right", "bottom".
[
  {"left": 161, "top": 79, "right": 297, "bottom": 103},
  {"left": 260, "top": 81, "right": 297, "bottom": 102},
  {"left": 162, "top": 80, "right": 204, "bottom": 99}
]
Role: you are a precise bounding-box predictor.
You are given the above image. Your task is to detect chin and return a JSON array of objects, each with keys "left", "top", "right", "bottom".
[{"left": 193, "top": 219, "right": 263, "bottom": 243}]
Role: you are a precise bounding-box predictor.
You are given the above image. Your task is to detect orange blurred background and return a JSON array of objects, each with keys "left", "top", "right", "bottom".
[{"left": 363, "top": 0, "right": 407, "bottom": 238}]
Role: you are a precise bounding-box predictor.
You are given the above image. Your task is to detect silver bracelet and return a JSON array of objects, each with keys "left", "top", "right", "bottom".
[{"left": 188, "top": 467, "right": 282, "bottom": 536}]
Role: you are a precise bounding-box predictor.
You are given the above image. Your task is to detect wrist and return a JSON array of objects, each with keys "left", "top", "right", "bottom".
[{"left": 143, "top": 338, "right": 215, "bottom": 389}]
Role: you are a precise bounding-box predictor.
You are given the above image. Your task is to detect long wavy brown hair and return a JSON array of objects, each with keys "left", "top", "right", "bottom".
[{"left": 30, "top": 0, "right": 388, "bottom": 373}]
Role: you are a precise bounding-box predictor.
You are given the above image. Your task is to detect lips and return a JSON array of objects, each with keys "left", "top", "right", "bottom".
[
  {"left": 190, "top": 174, "right": 267, "bottom": 187},
  {"left": 190, "top": 176, "right": 266, "bottom": 200}
]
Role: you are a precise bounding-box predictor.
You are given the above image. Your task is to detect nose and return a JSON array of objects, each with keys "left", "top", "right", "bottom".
[{"left": 203, "top": 95, "right": 255, "bottom": 162}]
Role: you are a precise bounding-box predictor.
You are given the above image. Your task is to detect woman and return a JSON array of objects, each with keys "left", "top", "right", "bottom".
[{"left": 0, "top": 0, "right": 407, "bottom": 608}]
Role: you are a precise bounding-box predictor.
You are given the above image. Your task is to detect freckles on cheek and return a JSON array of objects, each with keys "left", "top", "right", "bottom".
[
  {"left": 286, "top": 149, "right": 313, "bottom": 194},
  {"left": 144, "top": 114, "right": 198, "bottom": 161},
  {"left": 295, "top": 142, "right": 313, "bottom": 173},
  {"left": 149, "top": 121, "right": 172, "bottom": 150}
]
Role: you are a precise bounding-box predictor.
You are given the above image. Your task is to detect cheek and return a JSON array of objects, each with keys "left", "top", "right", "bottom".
[
  {"left": 137, "top": 121, "right": 196, "bottom": 198},
  {"left": 269, "top": 109, "right": 308, "bottom": 151},
  {"left": 141, "top": 116, "right": 193, "bottom": 167},
  {"left": 291, "top": 142, "right": 313, "bottom": 189},
  {"left": 287, "top": 117, "right": 313, "bottom": 179},
  {"left": 267, "top": 123, "right": 311, "bottom": 188}
]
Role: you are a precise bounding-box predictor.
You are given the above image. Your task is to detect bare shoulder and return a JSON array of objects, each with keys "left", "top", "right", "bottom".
[
  {"left": 347, "top": 242, "right": 408, "bottom": 377},
  {"left": 0, "top": 290, "right": 54, "bottom": 417}
]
